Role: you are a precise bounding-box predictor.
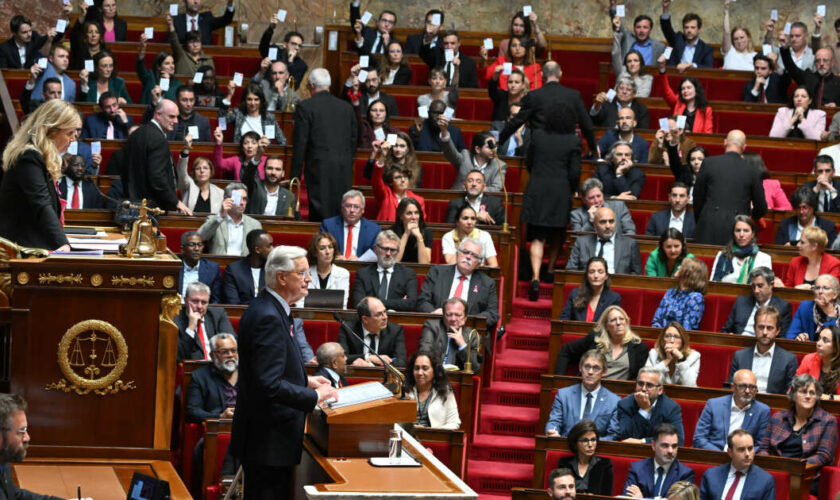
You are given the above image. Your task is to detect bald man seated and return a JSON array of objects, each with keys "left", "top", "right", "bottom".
[
  {"left": 566, "top": 206, "right": 642, "bottom": 274},
  {"left": 692, "top": 369, "right": 771, "bottom": 451}
]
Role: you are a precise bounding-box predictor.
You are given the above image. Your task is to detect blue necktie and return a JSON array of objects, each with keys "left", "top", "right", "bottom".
[
  {"left": 582, "top": 393, "right": 593, "bottom": 420},
  {"left": 653, "top": 466, "right": 665, "bottom": 497}
]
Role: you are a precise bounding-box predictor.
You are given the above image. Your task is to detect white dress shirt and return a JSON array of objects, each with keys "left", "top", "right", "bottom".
[
  {"left": 727, "top": 400, "right": 752, "bottom": 450},
  {"left": 225, "top": 215, "right": 245, "bottom": 255},
  {"left": 181, "top": 261, "right": 200, "bottom": 302},
  {"left": 596, "top": 234, "right": 617, "bottom": 274},
  {"left": 16, "top": 42, "right": 26, "bottom": 67},
  {"left": 264, "top": 188, "right": 279, "bottom": 215},
  {"left": 448, "top": 269, "right": 472, "bottom": 301},
  {"left": 752, "top": 343, "right": 775, "bottom": 393},
  {"left": 721, "top": 465, "right": 748, "bottom": 500},
  {"left": 64, "top": 177, "right": 84, "bottom": 208},
  {"left": 668, "top": 210, "right": 685, "bottom": 233},
  {"left": 742, "top": 297, "right": 771, "bottom": 336},
  {"left": 250, "top": 267, "right": 261, "bottom": 297},
  {"left": 578, "top": 385, "right": 601, "bottom": 420}
]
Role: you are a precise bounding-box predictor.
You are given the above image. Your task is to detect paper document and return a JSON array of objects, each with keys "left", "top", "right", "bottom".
[{"left": 327, "top": 382, "right": 394, "bottom": 409}]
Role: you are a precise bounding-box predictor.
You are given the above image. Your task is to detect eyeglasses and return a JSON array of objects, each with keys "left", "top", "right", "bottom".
[
  {"left": 458, "top": 248, "right": 481, "bottom": 260},
  {"left": 581, "top": 363, "right": 603, "bottom": 373},
  {"left": 377, "top": 244, "right": 399, "bottom": 254},
  {"left": 214, "top": 348, "right": 237, "bottom": 356},
  {"left": 636, "top": 381, "right": 661, "bottom": 389},
  {"left": 734, "top": 384, "right": 757, "bottom": 392},
  {"left": 2, "top": 426, "right": 27, "bottom": 438},
  {"left": 663, "top": 334, "right": 681, "bottom": 340},
  {"left": 285, "top": 270, "right": 308, "bottom": 279}
]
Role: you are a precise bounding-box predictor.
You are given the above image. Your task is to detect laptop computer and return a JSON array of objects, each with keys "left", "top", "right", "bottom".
[{"left": 304, "top": 289, "right": 345, "bottom": 308}]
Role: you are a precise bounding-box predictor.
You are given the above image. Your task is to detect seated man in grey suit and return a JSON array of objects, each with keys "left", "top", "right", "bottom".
[
  {"left": 692, "top": 369, "right": 770, "bottom": 451},
  {"left": 570, "top": 177, "right": 636, "bottom": 235},
  {"left": 721, "top": 267, "right": 792, "bottom": 335},
  {"left": 197, "top": 182, "right": 263, "bottom": 256},
  {"left": 176, "top": 282, "right": 234, "bottom": 362},
  {"left": 351, "top": 230, "right": 418, "bottom": 311},
  {"left": 728, "top": 305, "right": 798, "bottom": 394},
  {"left": 338, "top": 297, "right": 406, "bottom": 367},
  {"left": 566, "top": 206, "right": 642, "bottom": 274},
  {"left": 644, "top": 182, "right": 696, "bottom": 239},
  {"left": 545, "top": 349, "right": 620, "bottom": 436},
  {"left": 417, "top": 238, "right": 499, "bottom": 330},
  {"left": 418, "top": 297, "right": 481, "bottom": 371}
]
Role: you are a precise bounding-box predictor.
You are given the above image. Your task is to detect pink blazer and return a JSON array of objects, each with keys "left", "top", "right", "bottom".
[
  {"left": 764, "top": 179, "right": 792, "bottom": 211},
  {"left": 769, "top": 107, "right": 827, "bottom": 140},
  {"left": 212, "top": 142, "right": 267, "bottom": 180},
  {"left": 659, "top": 72, "right": 714, "bottom": 134}
]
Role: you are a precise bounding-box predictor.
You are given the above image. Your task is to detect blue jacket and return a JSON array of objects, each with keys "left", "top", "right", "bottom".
[
  {"left": 596, "top": 128, "right": 649, "bottom": 163},
  {"left": 607, "top": 393, "right": 685, "bottom": 445},
  {"left": 645, "top": 209, "right": 696, "bottom": 239},
  {"left": 178, "top": 257, "right": 221, "bottom": 303},
  {"left": 545, "top": 383, "right": 621, "bottom": 436},
  {"left": 319, "top": 216, "right": 381, "bottom": 258},
  {"left": 221, "top": 257, "right": 265, "bottom": 305},
  {"left": 31, "top": 61, "right": 76, "bottom": 103},
  {"left": 692, "top": 395, "right": 770, "bottom": 450},
  {"left": 624, "top": 457, "right": 694, "bottom": 498},
  {"left": 82, "top": 112, "right": 133, "bottom": 140},
  {"left": 786, "top": 300, "right": 837, "bottom": 340},
  {"left": 660, "top": 15, "right": 715, "bottom": 68},
  {"left": 699, "top": 463, "right": 775, "bottom": 500}
]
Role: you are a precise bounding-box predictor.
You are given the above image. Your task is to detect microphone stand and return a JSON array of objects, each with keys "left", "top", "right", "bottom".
[{"left": 332, "top": 312, "right": 409, "bottom": 400}]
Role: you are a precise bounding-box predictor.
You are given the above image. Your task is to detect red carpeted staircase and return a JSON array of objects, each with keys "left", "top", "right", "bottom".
[{"left": 465, "top": 280, "right": 554, "bottom": 498}]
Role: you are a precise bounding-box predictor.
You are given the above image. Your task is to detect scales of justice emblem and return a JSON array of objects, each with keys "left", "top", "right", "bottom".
[{"left": 45, "top": 319, "right": 136, "bottom": 395}]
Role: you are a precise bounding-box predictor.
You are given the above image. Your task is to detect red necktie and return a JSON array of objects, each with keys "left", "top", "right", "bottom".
[
  {"left": 452, "top": 275, "right": 467, "bottom": 299},
  {"left": 724, "top": 471, "right": 742, "bottom": 500},
  {"left": 759, "top": 87, "right": 766, "bottom": 104},
  {"left": 344, "top": 224, "right": 354, "bottom": 259},
  {"left": 191, "top": 19, "right": 198, "bottom": 32},
  {"left": 196, "top": 320, "right": 208, "bottom": 360},
  {"left": 71, "top": 182, "right": 80, "bottom": 209}
]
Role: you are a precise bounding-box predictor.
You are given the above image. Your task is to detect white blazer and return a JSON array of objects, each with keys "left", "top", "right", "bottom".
[
  {"left": 644, "top": 349, "right": 701, "bottom": 387},
  {"left": 295, "top": 264, "right": 350, "bottom": 308},
  {"left": 177, "top": 155, "right": 224, "bottom": 213},
  {"left": 409, "top": 387, "right": 461, "bottom": 430}
]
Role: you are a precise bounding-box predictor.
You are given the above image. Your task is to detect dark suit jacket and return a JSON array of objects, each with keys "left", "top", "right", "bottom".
[
  {"left": 313, "top": 366, "right": 348, "bottom": 388},
  {"left": 742, "top": 73, "right": 790, "bottom": 104},
  {"left": 609, "top": 394, "right": 685, "bottom": 445},
  {"left": 82, "top": 112, "right": 132, "bottom": 140},
  {"left": 644, "top": 209, "right": 696, "bottom": 239},
  {"left": 693, "top": 152, "right": 767, "bottom": 245},
  {"left": 221, "top": 257, "right": 264, "bottom": 305},
  {"left": 290, "top": 91, "right": 357, "bottom": 221},
  {"left": 497, "top": 81, "right": 596, "bottom": 152},
  {"left": 230, "top": 290, "right": 318, "bottom": 467},
  {"left": 186, "top": 364, "right": 233, "bottom": 422},
  {"left": 178, "top": 257, "right": 221, "bottom": 303},
  {"left": 559, "top": 287, "right": 622, "bottom": 322},
  {"left": 661, "top": 16, "right": 714, "bottom": 68},
  {"left": 625, "top": 457, "right": 694, "bottom": 498},
  {"left": 566, "top": 233, "right": 643, "bottom": 275},
  {"left": 592, "top": 100, "right": 651, "bottom": 130},
  {"left": 446, "top": 195, "right": 506, "bottom": 226},
  {"left": 409, "top": 120, "right": 466, "bottom": 152},
  {"left": 555, "top": 330, "right": 649, "bottom": 378},
  {"left": 58, "top": 177, "right": 104, "bottom": 209},
  {"left": 774, "top": 215, "right": 837, "bottom": 247},
  {"left": 418, "top": 317, "right": 480, "bottom": 370},
  {"left": 0, "top": 150, "right": 68, "bottom": 250},
  {"left": 557, "top": 455, "right": 614, "bottom": 496},
  {"left": 728, "top": 343, "right": 798, "bottom": 394},
  {"left": 349, "top": 2, "right": 399, "bottom": 56},
  {"left": 418, "top": 45, "right": 479, "bottom": 88},
  {"left": 338, "top": 320, "right": 406, "bottom": 367},
  {"left": 0, "top": 32, "right": 50, "bottom": 69},
  {"left": 800, "top": 179, "right": 840, "bottom": 213},
  {"left": 417, "top": 265, "right": 499, "bottom": 330},
  {"left": 121, "top": 121, "right": 179, "bottom": 210},
  {"left": 320, "top": 215, "right": 380, "bottom": 258},
  {"left": 700, "top": 463, "right": 775, "bottom": 500},
  {"left": 405, "top": 33, "right": 440, "bottom": 54},
  {"left": 174, "top": 9, "right": 235, "bottom": 45},
  {"left": 0, "top": 464, "right": 62, "bottom": 500},
  {"left": 351, "top": 263, "right": 417, "bottom": 311},
  {"left": 721, "top": 294, "right": 793, "bottom": 335},
  {"left": 242, "top": 159, "right": 291, "bottom": 217},
  {"left": 781, "top": 46, "right": 840, "bottom": 107},
  {"left": 358, "top": 91, "right": 400, "bottom": 117},
  {"left": 175, "top": 307, "right": 235, "bottom": 361}
]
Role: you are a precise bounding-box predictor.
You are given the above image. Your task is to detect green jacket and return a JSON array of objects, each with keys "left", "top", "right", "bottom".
[
  {"left": 136, "top": 57, "right": 182, "bottom": 105},
  {"left": 645, "top": 249, "right": 694, "bottom": 277},
  {"left": 83, "top": 76, "right": 132, "bottom": 104}
]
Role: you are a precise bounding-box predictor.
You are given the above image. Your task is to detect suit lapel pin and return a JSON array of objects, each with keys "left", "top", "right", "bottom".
[{"left": 473, "top": 285, "right": 478, "bottom": 293}]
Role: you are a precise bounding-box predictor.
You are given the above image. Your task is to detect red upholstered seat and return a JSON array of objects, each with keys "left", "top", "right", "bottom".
[
  {"left": 203, "top": 432, "right": 232, "bottom": 500},
  {"left": 180, "top": 422, "right": 204, "bottom": 490}
]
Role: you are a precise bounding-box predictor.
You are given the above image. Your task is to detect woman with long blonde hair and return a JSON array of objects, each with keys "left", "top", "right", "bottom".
[{"left": 0, "top": 100, "right": 80, "bottom": 251}]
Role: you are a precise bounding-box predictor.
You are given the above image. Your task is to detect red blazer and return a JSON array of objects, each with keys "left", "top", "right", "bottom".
[
  {"left": 659, "top": 72, "right": 714, "bottom": 134},
  {"left": 371, "top": 162, "right": 426, "bottom": 222},
  {"left": 482, "top": 56, "right": 543, "bottom": 91},
  {"left": 784, "top": 253, "right": 840, "bottom": 287},
  {"left": 796, "top": 352, "right": 840, "bottom": 394}
]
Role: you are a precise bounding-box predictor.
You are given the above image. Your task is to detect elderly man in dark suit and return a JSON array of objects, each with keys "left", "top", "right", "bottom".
[
  {"left": 229, "top": 246, "right": 337, "bottom": 497},
  {"left": 645, "top": 182, "right": 695, "bottom": 239},
  {"left": 338, "top": 297, "right": 406, "bottom": 367},
  {"left": 313, "top": 342, "right": 348, "bottom": 388},
  {"left": 221, "top": 230, "right": 273, "bottom": 305},
  {"left": 721, "top": 268, "right": 793, "bottom": 335},
  {"left": 497, "top": 61, "right": 595, "bottom": 155},
  {"left": 446, "top": 170, "right": 506, "bottom": 226},
  {"left": 728, "top": 305, "right": 798, "bottom": 395},
  {"left": 349, "top": 3, "right": 398, "bottom": 56},
  {"left": 590, "top": 76, "right": 650, "bottom": 130},
  {"left": 417, "top": 238, "right": 500, "bottom": 330},
  {"left": 0, "top": 15, "right": 54, "bottom": 69},
  {"left": 567, "top": 206, "right": 642, "bottom": 274},
  {"left": 693, "top": 130, "right": 767, "bottom": 245},
  {"left": 776, "top": 187, "right": 837, "bottom": 247},
  {"left": 351, "top": 230, "right": 417, "bottom": 311},
  {"left": 121, "top": 99, "right": 191, "bottom": 213},
  {"left": 319, "top": 190, "right": 381, "bottom": 259},
  {"left": 176, "top": 282, "right": 234, "bottom": 362},
  {"left": 418, "top": 297, "right": 481, "bottom": 371},
  {"left": 290, "top": 68, "right": 357, "bottom": 221},
  {"left": 173, "top": 0, "right": 234, "bottom": 45},
  {"left": 178, "top": 231, "right": 221, "bottom": 303},
  {"left": 660, "top": 4, "right": 714, "bottom": 69}
]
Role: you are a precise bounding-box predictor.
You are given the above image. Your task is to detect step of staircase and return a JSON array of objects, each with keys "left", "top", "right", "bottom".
[
  {"left": 482, "top": 381, "right": 541, "bottom": 408},
  {"left": 469, "top": 433, "right": 536, "bottom": 463},
  {"left": 466, "top": 459, "right": 533, "bottom": 495},
  {"left": 510, "top": 296, "right": 553, "bottom": 320},
  {"left": 502, "top": 324, "right": 550, "bottom": 351},
  {"left": 516, "top": 280, "right": 554, "bottom": 299},
  {"left": 478, "top": 403, "right": 540, "bottom": 437},
  {"left": 493, "top": 349, "right": 549, "bottom": 384}
]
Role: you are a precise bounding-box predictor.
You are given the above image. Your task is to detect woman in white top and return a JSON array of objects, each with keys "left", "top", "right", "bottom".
[
  {"left": 416, "top": 67, "right": 459, "bottom": 111},
  {"left": 442, "top": 205, "right": 498, "bottom": 267},
  {"left": 177, "top": 134, "right": 223, "bottom": 214},
  {"left": 644, "top": 322, "right": 701, "bottom": 387},
  {"left": 711, "top": 215, "right": 772, "bottom": 284},
  {"left": 295, "top": 231, "right": 350, "bottom": 308},
  {"left": 721, "top": 0, "right": 757, "bottom": 71},
  {"left": 406, "top": 351, "right": 460, "bottom": 430}
]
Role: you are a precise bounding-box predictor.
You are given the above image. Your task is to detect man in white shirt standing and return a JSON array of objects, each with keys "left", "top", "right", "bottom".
[
  {"left": 699, "top": 429, "right": 775, "bottom": 499},
  {"left": 197, "top": 183, "right": 263, "bottom": 255}
]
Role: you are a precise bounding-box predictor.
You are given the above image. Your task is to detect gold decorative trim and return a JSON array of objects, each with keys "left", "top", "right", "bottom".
[
  {"left": 90, "top": 274, "right": 103, "bottom": 287},
  {"left": 160, "top": 295, "right": 181, "bottom": 324},
  {"left": 38, "top": 273, "right": 83, "bottom": 285},
  {"left": 162, "top": 275, "right": 175, "bottom": 289},
  {"left": 111, "top": 275, "right": 155, "bottom": 287},
  {"left": 45, "top": 319, "right": 135, "bottom": 396},
  {"left": 16, "top": 272, "right": 29, "bottom": 285}
]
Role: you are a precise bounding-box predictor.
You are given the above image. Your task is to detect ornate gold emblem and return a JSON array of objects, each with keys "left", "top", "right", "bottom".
[
  {"left": 16, "top": 272, "right": 29, "bottom": 285},
  {"left": 90, "top": 274, "right": 103, "bottom": 287},
  {"left": 38, "top": 273, "right": 83, "bottom": 285},
  {"left": 111, "top": 275, "right": 155, "bottom": 287},
  {"left": 45, "top": 320, "right": 136, "bottom": 395},
  {"left": 160, "top": 295, "right": 182, "bottom": 324},
  {"left": 162, "top": 275, "right": 175, "bottom": 289}
]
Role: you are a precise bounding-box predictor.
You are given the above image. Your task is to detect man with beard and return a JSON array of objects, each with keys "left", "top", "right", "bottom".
[
  {"left": 177, "top": 231, "right": 221, "bottom": 303},
  {"left": 0, "top": 393, "right": 63, "bottom": 500},
  {"left": 221, "top": 230, "right": 273, "bottom": 305},
  {"left": 645, "top": 182, "right": 695, "bottom": 239},
  {"left": 624, "top": 423, "right": 694, "bottom": 498},
  {"left": 446, "top": 170, "right": 505, "bottom": 226},
  {"left": 252, "top": 60, "right": 300, "bottom": 112},
  {"left": 566, "top": 206, "right": 642, "bottom": 274},
  {"left": 81, "top": 92, "right": 132, "bottom": 139},
  {"left": 344, "top": 66, "right": 399, "bottom": 117},
  {"left": 547, "top": 468, "right": 576, "bottom": 500},
  {"left": 742, "top": 54, "right": 789, "bottom": 104},
  {"left": 243, "top": 155, "right": 292, "bottom": 217},
  {"left": 176, "top": 282, "right": 234, "bottom": 362},
  {"left": 350, "top": 230, "right": 418, "bottom": 312},
  {"left": 418, "top": 297, "right": 481, "bottom": 371},
  {"left": 699, "top": 430, "right": 775, "bottom": 499},
  {"left": 693, "top": 369, "right": 770, "bottom": 451},
  {"left": 780, "top": 43, "right": 840, "bottom": 107},
  {"left": 338, "top": 296, "right": 406, "bottom": 368},
  {"left": 728, "top": 305, "right": 798, "bottom": 394},
  {"left": 142, "top": 86, "right": 211, "bottom": 142},
  {"left": 58, "top": 154, "right": 103, "bottom": 209},
  {"left": 596, "top": 107, "right": 649, "bottom": 162}
]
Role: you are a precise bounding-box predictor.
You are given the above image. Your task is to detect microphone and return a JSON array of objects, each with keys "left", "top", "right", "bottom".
[{"left": 331, "top": 312, "right": 408, "bottom": 400}]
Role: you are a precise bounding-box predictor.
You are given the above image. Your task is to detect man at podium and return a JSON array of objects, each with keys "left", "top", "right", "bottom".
[{"left": 230, "top": 246, "right": 338, "bottom": 498}]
